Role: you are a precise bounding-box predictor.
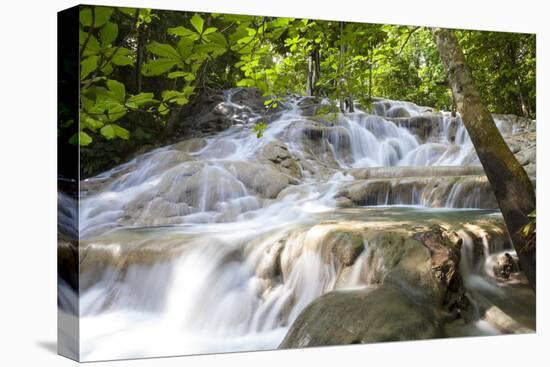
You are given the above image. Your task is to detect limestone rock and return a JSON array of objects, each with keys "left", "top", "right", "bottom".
[
  {"left": 493, "top": 252, "right": 520, "bottom": 280},
  {"left": 172, "top": 138, "right": 207, "bottom": 153},
  {"left": 256, "top": 240, "right": 285, "bottom": 280},
  {"left": 261, "top": 140, "right": 302, "bottom": 178},
  {"left": 386, "top": 106, "right": 411, "bottom": 118},
  {"left": 415, "top": 226, "right": 468, "bottom": 315},
  {"left": 279, "top": 285, "right": 440, "bottom": 348},
  {"left": 328, "top": 232, "right": 365, "bottom": 267}
]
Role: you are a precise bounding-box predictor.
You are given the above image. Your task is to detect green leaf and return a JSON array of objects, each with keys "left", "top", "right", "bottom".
[
  {"left": 167, "top": 71, "right": 190, "bottom": 79},
  {"left": 142, "top": 58, "right": 179, "bottom": 76},
  {"left": 126, "top": 93, "right": 157, "bottom": 109},
  {"left": 112, "top": 124, "right": 130, "bottom": 139},
  {"left": 195, "top": 42, "right": 227, "bottom": 57},
  {"left": 100, "top": 21, "right": 118, "bottom": 46},
  {"left": 80, "top": 7, "right": 114, "bottom": 28},
  {"left": 109, "top": 47, "right": 134, "bottom": 66},
  {"left": 94, "top": 87, "right": 118, "bottom": 105},
  {"left": 206, "top": 33, "right": 228, "bottom": 48},
  {"left": 85, "top": 102, "right": 107, "bottom": 119},
  {"left": 165, "top": 71, "right": 196, "bottom": 81},
  {"left": 158, "top": 103, "right": 170, "bottom": 115},
  {"left": 177, "top": 38, "right": 194, "bottom": 58},
  {"left": 190, "top": 14, "right": 204, "bottom": 34},
  {"left": 81, "top": 114, "right": 104, "bottom": 132},
  {"left": 79, "top": 131, "right": 93, "bottom": 146},
  {"left": 168, "top": 26, "right": 199, "bottom": 40},
  {"left": 100, "top": 124, "right": 116, "bottom": 139},
  {"left": 99, "top": 123, "right": 130, "bottom": 140},
  {"left": 80, "top": 32, "right": 101, "bottom": 57},
  {"left": 203, "top": 27, "right": 217, "bottom": 35},
  {"left": 69, "top": 133, "right": 78, "bottom": 145},
  {"left": 236, "top": 78, "right": 256, "bottom": 87},
  {"left": 229, "top": 26, "right": 249, "bottom": 46},
  {"left": 253, "top": 122, "right": 268, "bottom": 138},
  {"left": 81, "top": 55, "right": 99, "bottom": 80},
  {"left": 106, "top": 79, "right": 126, "bottom": 102},
  {"left": 162, "top": 90, "right": 189, "bottom": 105},
  {"left": 146, "top": 42, "right": 180, "bottom": 59},
  {"left": 182, "top": 85, "right": 195, "bottom": 96},
  {"left": 271, "top": 18, "right": 292, "bottom": 28},
  {"left": 101, "top": 62, "right": 114, "bottom": 75},
  {"left": 106, "top": 102, "right": 127, "bottom": 121},
  {"left": 112, "top": 54, "right": 134, "bottom": 66}
]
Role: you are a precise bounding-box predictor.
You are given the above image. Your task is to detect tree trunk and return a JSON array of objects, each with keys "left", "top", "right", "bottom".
[
  {"left": 136, "top": 26, "right": 144, "bottom": 93},
  {"left": 432, "top": 28, "right": 536, "bottom": 290},
  {"left": 338, "top": 22, "right": 348, "bottom": 112},
  {"left": 306, "top": 46, "right": 320, "bottom": 97},
  {"left": 368, "top": 46, "right": 373, "bottom": 101},
  {"left": 516, "top": 78, "right": 530, "bottom": 118}
]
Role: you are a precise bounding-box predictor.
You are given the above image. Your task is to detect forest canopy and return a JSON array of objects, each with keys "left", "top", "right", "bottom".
[{"left": 67, "top": 5, "right": 536, "bottom": 174}]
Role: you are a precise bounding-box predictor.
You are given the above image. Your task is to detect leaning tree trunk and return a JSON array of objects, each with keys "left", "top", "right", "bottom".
[{"left": 432, "top": 28, "right": 536, "bottom": 290}]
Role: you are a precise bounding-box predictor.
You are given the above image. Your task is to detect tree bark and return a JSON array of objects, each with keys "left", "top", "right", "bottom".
[
  {"left": 306, "top": 46, "right": 320, "bottom": 97},
  {"left": 136, "top": 26, "right": 144, "bottom": 93},
  {"left": 432, "top": 28, "right": 536, "bottom": 290},
  {"left": 338, "top": 22, "right": 346, "bottom": 112},
  {"left": 368, "top": 46, "right": 373, "bottom": 101}
]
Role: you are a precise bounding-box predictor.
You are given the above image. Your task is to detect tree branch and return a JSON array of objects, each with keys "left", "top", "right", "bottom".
[{"left": 398, "top": 26, "right": 420, "bottom": 55}]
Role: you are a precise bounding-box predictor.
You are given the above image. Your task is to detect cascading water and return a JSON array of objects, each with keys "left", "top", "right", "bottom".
[{"left": 59, "top": 89, "right": 535, "bottom": 360}]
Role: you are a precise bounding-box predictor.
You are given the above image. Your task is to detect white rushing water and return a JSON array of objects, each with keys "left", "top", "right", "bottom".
[{"left": 59, "top": 90, "right": 530, "bottom": 360}]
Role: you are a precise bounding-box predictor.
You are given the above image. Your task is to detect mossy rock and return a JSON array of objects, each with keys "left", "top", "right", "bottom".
[{"left": 279, "top": 284, "right": 441, "bottom": 348}]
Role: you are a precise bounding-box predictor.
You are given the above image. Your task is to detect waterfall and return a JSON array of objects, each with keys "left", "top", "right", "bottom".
[{"left": 59, "top": 90, "right": 534, "bottom": 360}]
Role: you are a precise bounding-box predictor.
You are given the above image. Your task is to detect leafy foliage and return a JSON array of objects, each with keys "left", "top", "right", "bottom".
[
  {"left": 459, "top": 30, "right": 536, "bottom": 118},
  {"left": 72, "top": 5, "right": 536, "bottom": 175},
  {"left": 253, "top": 122, "right": 268, "bottom": 138}
]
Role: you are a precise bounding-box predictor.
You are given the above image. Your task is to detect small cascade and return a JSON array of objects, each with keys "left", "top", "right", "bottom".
[{"left": 78, "top": 93, "right": 516, "bottom": 236}]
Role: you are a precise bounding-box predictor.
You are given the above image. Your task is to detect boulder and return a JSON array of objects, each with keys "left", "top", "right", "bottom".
[
  {"left": 229, "top": 87, "right": 272, "bottom": 114},
  {"left": 279, "top": 224, "right": 473, "bottom": 349},
  {"left": 283, "top": 120, "right": 342, "bottom": 169},
  {"left": 296, "top": 97, "right": 339, "bottom": 116},
  {"left": 256, "top": 240, "right": 285, "bottom": 280},
  {"left": 493, "top": 113, "right": 534, "bottom": 135},
  {"left": 386, "top": 106, "right": 411, "bottom": 118},
  {"left": 518, "top": 146, "right": 536, "bottom": 166},
  {"left": 508, "top": 143, "right": 521, "bottom": 154},
  {"left": 261, "top": 140, "right": 302, "bottom": 178},
  {"left": 415, "top": 226, "right": 470, "bottom": 319},
  {"left": 172, "top": 138, "right": 207, "bottom": 153},
  {"left": 333, "top": 196, "right": 353, "bottom": 208},
  {"left": 327, "top": 232, "right": 365, "bottom": 267},
  {"left": 279, "top": 284, "right": 440, "bottom": 348},
  {"left": 229, "top": 161, "right": 297, "bottom": 199},
  {"left": 408, "top": 113, "right": 442, "bottom": 139},
  {"left": 493, "top": 253, "right": 519, "bottom": 280},
  {"left": 179, "top": 88, "right": 281, "bottom": 134}
]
